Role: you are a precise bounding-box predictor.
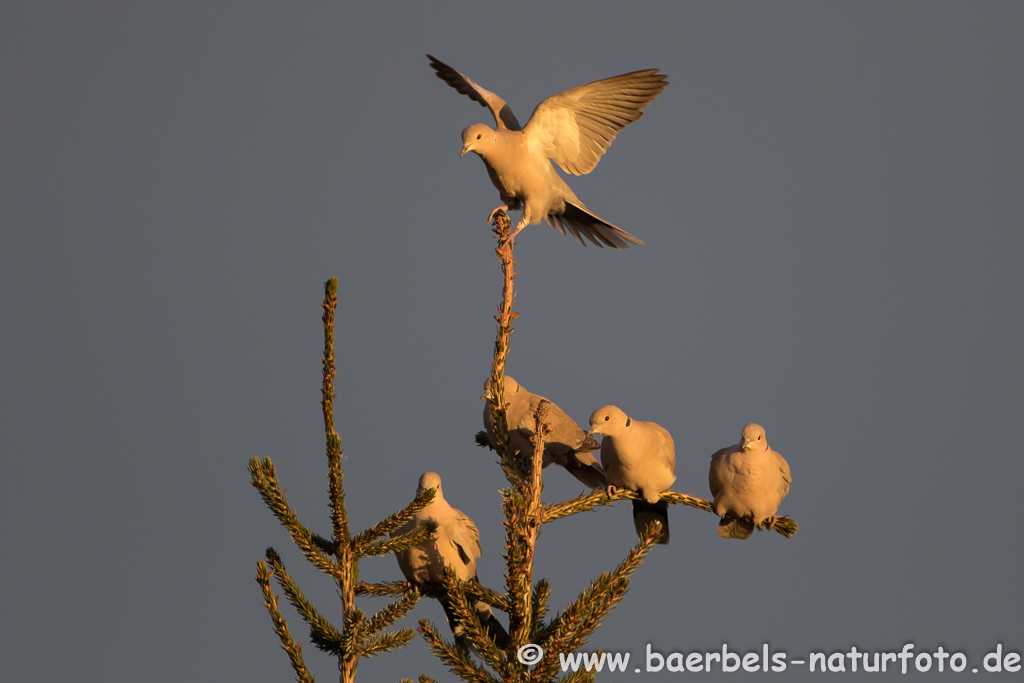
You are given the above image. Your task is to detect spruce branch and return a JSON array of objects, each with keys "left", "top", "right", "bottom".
[
  {"left": 358, "top": 578, "right": 499, "bottom": 606},
  {"left": 357, "top": 523, "right": 436, "bottom": 559},
  {"left": 251, "top": 278, "right": 424, "bottom": 681},
  {"left": 536, "top": 525, "right": 659, "bottom": 644},
  {"left": 362, "top": 590, "right": 421, "bottom": 639},
  {"left": 755, "top": 515, "right": 798, "bottom": 538},
  {"left": 533, "top": 570, "right": 629, "bottom": 671},
  {"left": 531, "top": 579, "right": 551, "bottom": 631},
  {"left": 355, "top": 490, "right": 437, "bottom": 560},
  {"left": 256, "top": 560, "right": 317, "bottom": 683},
  {"left": 608, "top": 522, "right": 664, "bottom": 581},
  {"left": 556, "top": 671, "right": 596, "bottom": 683},
  {"left": 417, "top": 618, "right": 501, "bottom": 683},
  {"left": 321, "top": 279, "right": 350, "bottom": 547},
  {"left": 352, "top": 488, "right": 437, "bottom": 550},
  {"left": 439, "top": 567, "right": 507, "bottom": 673},
  {"left": 249, "top": 458, "right": 341, "bottom": 574},
  {"left": 265, "top": 548, "right": 346, "bottom": 657},
  {"left": 358, "top": 629, "right": 418, "bottom": 658},
  {"left": 355, "top": 580, "right": 419, "bottom": 598},
  {"left": 542, "top": 487, "right": 799, "bottom": 539},
  {"left": 531, "top": 527, "right": 660, "bottom": 681},
  {"left": 340, "top": 606, "right": 367, "bottom": 664},
  {"left": 566, "top": 526, "right": 660, "bottom": 645},
  {"left": 505, "top": 402, "right": 549, "bottom": 656},
  {"left": 319, "top": 278, "right": 366, "bottom": 681},
  {"left": 464, "top": 579, "right": 511, "bottom": 614},
  {"left": 486, "top": 211, "right": 521, "bottom": 486}
]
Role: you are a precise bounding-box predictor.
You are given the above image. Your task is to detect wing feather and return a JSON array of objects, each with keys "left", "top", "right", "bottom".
[
  {"left": 427, "top": 55, "right": 522, "bottom": 131},
  {"left": 524, "top": 69, "right": 668, "bottom": 175}
]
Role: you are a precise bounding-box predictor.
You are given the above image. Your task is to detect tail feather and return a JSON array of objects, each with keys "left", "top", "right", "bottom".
[
  {"left": 632, "top": 499, "right": 670, "bottom": 545},
  {"left": 474, "top": 430, "right": 492, "bottom": 449},
  {"left": 717, "top": 516, "right": 755, "bottom": 540},
  {"left": 474, "top": 601, "right": 510, "bottom": 650},
  {"left": 548, "top": 202, "right": 644, "bottom": 249}
]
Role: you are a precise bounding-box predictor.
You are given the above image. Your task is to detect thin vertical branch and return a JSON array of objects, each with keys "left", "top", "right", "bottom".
[
  {"left": 321, "top": 277, "right": 359, "bottom": 683},
  {"left": 322, "top": 278, "right": 349, "bottom": 548},
  {"left": 253, "top": 278, "right": 442, "bottom": 682},
  {"left": 509, "top": 403, "right": 550, "bottom": 676},
  {"left": 487, "top": 211, "right": 550, "bottom": 682},
  {"left": 487, "top": 212, "right": 521, "bottom": 485}
]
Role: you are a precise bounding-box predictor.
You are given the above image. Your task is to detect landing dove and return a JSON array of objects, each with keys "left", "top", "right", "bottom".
[
  {"left": 588, "top": 405, "right": 676, "bottom": 544},
  {"left": 478, "top": 376, "right": 606, "bottom": 490},
  {"left": 428, "top": 54, "right": 667, "bottom": 249},
  {"left": 392, "top": 472, "right": 509, "bottom": 649},
  {"left": 708, "top": 423, "right": 792, "bottom": 540}
]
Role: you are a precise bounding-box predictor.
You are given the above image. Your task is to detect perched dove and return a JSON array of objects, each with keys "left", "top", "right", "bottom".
[
  {"left": 428, "top": 54, "right": 667, "bottom": 248},
  {"left": 708, "top": 423, "right": 792, "bottom": 540},
  {"left": 478, "top": 376, "right": 606, "bottom": 490},
  {"left": 588, "top": 405, "right": 676, "bottom": 545},
  {"left": 392, "top": 472, "right": 509, "bottom": 649}
]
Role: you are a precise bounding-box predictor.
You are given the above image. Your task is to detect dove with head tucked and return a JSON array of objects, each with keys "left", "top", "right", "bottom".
[
  {"left": 428, "top": 54, "right": 667, "bottom": 248},
  {"left": 478, "top": 376, "right": 605, "bottom": 490},
  {"left": 708, "top": 423, "right": 792, "bottom": 540},
  {"left": 392, "top": 472, "right": 509, "bottom": 649},
  {"left": 588, "top": 405, "right": 676, "bottom": 544}
]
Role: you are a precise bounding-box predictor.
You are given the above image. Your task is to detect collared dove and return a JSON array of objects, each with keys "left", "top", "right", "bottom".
[
  {"left": 428, "top": 54, "right": 667, "bottom": 249},
  {"left": 392, "top": 472, "right": 509, "bottom": 649},
  {"left": 588, "top": 405, "right": 676, "bottom": 545},
  {"left": 708, "top": 423, "right": 792, "bottom": 540},
  {"left": 478, "top": 376, "right": 606, "bottom": 490}
]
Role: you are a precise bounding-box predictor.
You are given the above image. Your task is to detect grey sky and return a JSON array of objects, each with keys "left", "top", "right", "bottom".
[{"left": 2, "top": 2, "right": 1022, "bottom": 681}]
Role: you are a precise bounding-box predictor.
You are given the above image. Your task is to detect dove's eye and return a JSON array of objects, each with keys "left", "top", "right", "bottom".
[
  {"left": 476, "top": 133, "right": 482, "bottom": 140},
  {"left": 604, "top": 416, "right": 610, "bottom": 421}
]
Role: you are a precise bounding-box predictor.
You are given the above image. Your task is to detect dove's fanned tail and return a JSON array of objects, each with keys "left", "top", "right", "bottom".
[
  {"left": 632, "top": 499, "right": 670, "bottom": 545},
  {"left": 717, "top": 516, "right": 755, "bottom": 540},
  {"left": 548, "top": 201, "right": 645, "bottom": 249}
]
